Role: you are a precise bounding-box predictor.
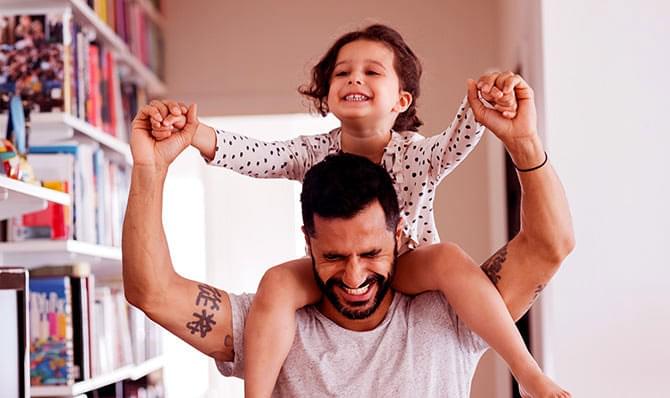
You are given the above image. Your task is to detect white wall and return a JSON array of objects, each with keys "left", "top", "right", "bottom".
[{"left": 540, "top": 1, "right": 670, "bottom": 396}]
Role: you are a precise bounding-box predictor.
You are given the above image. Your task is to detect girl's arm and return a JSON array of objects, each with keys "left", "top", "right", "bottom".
[
  {"left": 147, "top": 99, "right": 330, "bottom": 181},
  {"left": 408, "top": 81, "right": 518, "bottom": 183}
]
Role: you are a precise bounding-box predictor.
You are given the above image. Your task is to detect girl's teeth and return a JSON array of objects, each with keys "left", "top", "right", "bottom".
[{"left": 345, "top": 94, "right": 369, "bottom": 101}]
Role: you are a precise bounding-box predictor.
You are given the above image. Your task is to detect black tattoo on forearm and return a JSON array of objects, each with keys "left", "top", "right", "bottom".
[
  {"left": 481, "top": 244, "right": 508, "bottom": 286},
  {"left": 185, "top": 284, "right": 222, "bottom": 338}
]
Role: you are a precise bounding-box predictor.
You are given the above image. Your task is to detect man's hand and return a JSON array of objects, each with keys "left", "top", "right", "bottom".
[
  {"left": 476, "top": 71, "right": 520, "bottom": 119},
  {"left": 468, "top": 73, "right": 537, "bottom": 143},
  {"left": 130, "top": 102, "right": 199, "bottom": 170}
]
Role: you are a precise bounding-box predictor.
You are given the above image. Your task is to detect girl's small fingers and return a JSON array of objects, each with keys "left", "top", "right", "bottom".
[
  {"left": 164, "top": 114, "right": 185, "bottom": 126},
  {"left": 477, "top": 72, "right": 500, "bottom": 93},
  {"left": 495, "top": 71, "right": 515, "bottom": 92},
  {"left": 178, "top": 102, "right": 188, "bottom": 114},
  {"left": 149, "top": 100, "right": 169, "bottom": 118},
  {"left": 490, "top": 86, "right": 504, "bottom": 98},
  {"left": 502, "top": 74, "right": 523, "bottom": 93},
  {"left": 165, "top": 100, "right": 182, "bottom": 115}
]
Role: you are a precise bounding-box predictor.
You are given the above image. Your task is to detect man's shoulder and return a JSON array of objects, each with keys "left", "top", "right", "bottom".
[{"left": 399, "top": 291, "right": 488, "bottom": 353}]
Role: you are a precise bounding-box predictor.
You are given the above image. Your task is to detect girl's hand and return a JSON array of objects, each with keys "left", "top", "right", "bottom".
[
  {"left": 476, "top": 71, "right": 523, "bottom": 119},
  {"left": 147, "top": 100, "right": 189, "bottom": 141},
  {"left": 467, "top": 74, "right": 538, "bottom": 145}
]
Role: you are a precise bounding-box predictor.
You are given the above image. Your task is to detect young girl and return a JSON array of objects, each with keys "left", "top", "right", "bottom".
[{"left": 149, "top": 24, "right": 568, "bottom": 398}]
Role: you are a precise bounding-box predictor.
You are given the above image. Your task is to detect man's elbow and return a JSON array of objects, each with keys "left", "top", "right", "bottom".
[{"left": 545, "top": 229, "right": 576, "bottom": 265}]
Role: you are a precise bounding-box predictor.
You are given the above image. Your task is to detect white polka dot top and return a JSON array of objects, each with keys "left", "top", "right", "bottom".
[{"left": 206, "top": 96, "right": 485, "bottom": 252}]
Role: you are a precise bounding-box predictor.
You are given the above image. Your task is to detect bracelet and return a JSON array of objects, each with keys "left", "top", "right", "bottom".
[{"left": 514, "top": 151, "right": 548, "bottom": 172}]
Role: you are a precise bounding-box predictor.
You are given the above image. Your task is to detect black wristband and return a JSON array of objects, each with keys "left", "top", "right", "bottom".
[{"left": 514, "top": 151, "right": 548, "bottom": 172}]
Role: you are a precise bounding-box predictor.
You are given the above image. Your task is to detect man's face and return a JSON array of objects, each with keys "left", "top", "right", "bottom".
[{"left": 306, "top": 201, "right": 400, "bottom": 321}]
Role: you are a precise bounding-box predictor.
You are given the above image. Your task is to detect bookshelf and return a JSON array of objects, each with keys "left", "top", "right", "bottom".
[
  {"left": 0, "top": 240, "right": 122, "bottom": 276},
  {"left": 0, "top": 0, "right": 167, "bottom": 97},
  {"left": 0, "top": 0, "right": 167, "bottom": 396},
  {"left": 31, "top": 355, "right": 165, "bottom": 397},
  {"left": 0, "top": 113, "right": 132, "bottom": 164},
  {"left": 0, "top": 176, "right": 71, "bottom": 220}
]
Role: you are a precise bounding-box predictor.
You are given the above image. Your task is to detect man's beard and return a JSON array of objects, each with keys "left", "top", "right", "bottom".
[{"left": 312, "top": 245, "right": 397, "bottom": 320}]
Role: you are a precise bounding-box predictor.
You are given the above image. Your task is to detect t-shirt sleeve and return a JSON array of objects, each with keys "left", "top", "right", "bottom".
[
  {"left": 410, "top": 95, "right": 486, "bottom": 182},
  {"left": 215, "top": 293, "right": 254, "bottom": 378},
  {"left": 205, "top": 130, "right": 329, "bottom": 182}
]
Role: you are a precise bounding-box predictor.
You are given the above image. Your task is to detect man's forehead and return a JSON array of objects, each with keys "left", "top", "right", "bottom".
[{"left": 310, "top": 203, "right": 394, "bottom": 248}]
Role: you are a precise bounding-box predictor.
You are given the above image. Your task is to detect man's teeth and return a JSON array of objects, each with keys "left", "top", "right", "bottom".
[
  {"left": 345, "top": 94, "right": 369, "bottom": 101},
  {"left": 343, "top": 283, "right": 370, "bottom": 295}
]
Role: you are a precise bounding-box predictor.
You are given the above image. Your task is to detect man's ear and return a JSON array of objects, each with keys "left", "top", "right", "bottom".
[{"left": 392, "top": 90, "right": 413, "bottom": 113}]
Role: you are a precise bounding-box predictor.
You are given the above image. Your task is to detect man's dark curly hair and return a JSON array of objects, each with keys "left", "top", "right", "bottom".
[
  {"left": 299, "top": 24, "right": 423, "bottom": 132},
  {"left": 301, "top": 153, "right": 400, "bottom": 238}
]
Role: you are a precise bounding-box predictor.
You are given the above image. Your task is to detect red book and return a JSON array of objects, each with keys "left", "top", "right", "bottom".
[{"left": 86, "top": 44, "right": 102, "bottom": 128}]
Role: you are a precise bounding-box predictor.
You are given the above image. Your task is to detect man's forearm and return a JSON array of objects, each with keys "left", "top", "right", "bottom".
[
  {"left": 482, "top": 135, "right": 575, "bottom": 320},
  {"left": 122, "top": 166, "right": 176, "bottom": 310},
  {"left": 506, "top": 135, "right": 575, "bottom": 260}
]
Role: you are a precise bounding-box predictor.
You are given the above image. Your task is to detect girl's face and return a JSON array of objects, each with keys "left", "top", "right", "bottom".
[{"left": 326, "top": 40, "right": 411, "bottom": 130}]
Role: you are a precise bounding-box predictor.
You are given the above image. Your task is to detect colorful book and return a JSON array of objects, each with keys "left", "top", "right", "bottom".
[{"left": 29, "top": 277, "right": 75, "bottom": 386}]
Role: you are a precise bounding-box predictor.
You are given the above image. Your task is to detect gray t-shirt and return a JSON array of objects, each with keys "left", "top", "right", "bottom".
[{"left": 217, "top": 291, "right": 488, "bottom": 397}]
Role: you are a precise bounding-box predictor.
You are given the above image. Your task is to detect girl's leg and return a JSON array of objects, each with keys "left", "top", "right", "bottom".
[
  {"left": 244, "top": 257, "right": 321, "bottom": 398},
  {"left": 394, "top": 242, "right": 570, "bottom": 398}
]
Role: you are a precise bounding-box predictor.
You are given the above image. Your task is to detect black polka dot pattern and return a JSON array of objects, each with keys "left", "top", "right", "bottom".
[{"left": 205, "top": 96, "right": 484, "bottom": 252}]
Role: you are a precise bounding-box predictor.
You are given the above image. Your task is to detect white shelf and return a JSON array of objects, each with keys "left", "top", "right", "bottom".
[
  {"left": 0, "top": 113, "right": 132, "bottom": 164},
  {"left": 31, "top": 356, "right": 164, "bottom": 397},
  {"left": 128, "top": 355, "right": 165, "bottom": 380},
  {"left": 0, "top": 0, "right": 167, "bottom": 97},
  {"left": 0, "top": 240, "right": 122, "bottom": 276},
  {"left": 0, "top": 175, "right": 70, "bottom": 220}
]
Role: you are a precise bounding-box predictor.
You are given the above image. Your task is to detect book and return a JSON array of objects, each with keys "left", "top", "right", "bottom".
[
  {"left": 0, "top": 268, "right": 30, "bottom": 398},
  {"left": 29, "top": 276, "right": 75, "bottom": 386},
  {"left": 7, "top": 153, "right": 75, "bottom": 241},
  {"left": 31, "top": 264, "right": 97, "bottom": 380}
]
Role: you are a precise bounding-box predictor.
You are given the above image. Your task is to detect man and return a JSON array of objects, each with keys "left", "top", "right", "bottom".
[{"left": 122, "top": 74, "right": 574, "bottom": 397}]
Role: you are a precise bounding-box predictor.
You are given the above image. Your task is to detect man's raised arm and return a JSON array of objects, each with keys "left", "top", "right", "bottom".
[
  {"left": 122, "top": 103, "right": 235, "bottom": 362},
  {"left": 467, "top": 75, "right": 575, "bottom": 321}
]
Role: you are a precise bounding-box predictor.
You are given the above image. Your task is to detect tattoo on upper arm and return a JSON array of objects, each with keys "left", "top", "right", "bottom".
[
  {"left": 530, "top": 284, "right": 546, "bottom": 306},
  {"left": 186, "top": 284, "right": 223, "bottom": 338},
  {"left": 481, "top": 244, "right": 508, "bottom": 286}
]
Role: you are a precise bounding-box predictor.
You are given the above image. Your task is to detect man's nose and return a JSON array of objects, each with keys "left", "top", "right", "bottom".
[{"left": 342, "top": 256, "right": 367, "bottom": 288}]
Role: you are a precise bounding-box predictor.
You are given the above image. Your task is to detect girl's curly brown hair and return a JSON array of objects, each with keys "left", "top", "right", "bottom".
[{"left": 299, "top": 24, "right": 423, "bottom": 132}]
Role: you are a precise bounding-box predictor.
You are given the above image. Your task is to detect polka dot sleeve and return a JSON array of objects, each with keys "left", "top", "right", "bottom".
[
  {"left": 205, "top": 130, "right": 334, "bottom": 182},
  {"left": 407, "top": 96, "right": 486, "bottom": 183}
]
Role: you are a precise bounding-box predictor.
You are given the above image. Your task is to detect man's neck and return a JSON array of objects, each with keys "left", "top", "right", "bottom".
[{"left": 317, "top": 289, "right": 395, "bottom": 332}]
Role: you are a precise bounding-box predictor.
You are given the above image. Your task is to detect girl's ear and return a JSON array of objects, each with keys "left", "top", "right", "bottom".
[{"left": 393, "top": 90, "right": 413, "bottom": 113}]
